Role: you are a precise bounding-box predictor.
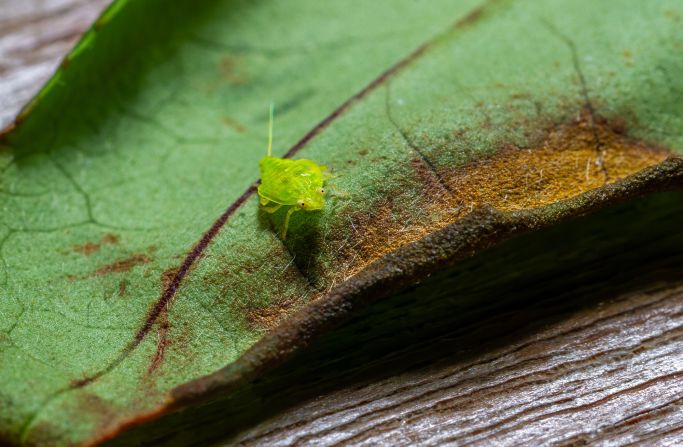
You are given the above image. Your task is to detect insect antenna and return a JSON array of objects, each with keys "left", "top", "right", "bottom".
[{"left": 267, "top": 101, "right": 274, "bottom": 157}]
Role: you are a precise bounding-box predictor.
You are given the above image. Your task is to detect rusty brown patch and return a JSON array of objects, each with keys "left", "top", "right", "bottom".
[
  {"left": 222, "top": 116, "right": 247, "bottom": 133},
  {"left": 334, "top": 113, "right": 670, "bottom": 279},
  {"left": 245, "top": 297, "right": 300, "bottom": 332},
  {"left": 452, "top": 0, "right": 501, "bottom": 29},
  {"left": 71, "top": 233, "right": 119, "bottom": 256},
  {"left": 410, "top": 157, "right": 450, "bottom": 199},
  {"left": 147, "top": 311, "right": 170, "bottom": 375},
  {"left": 68, "top": 252, "right": 151, "bottom": 281},
  {"left": 161, "top": 267, "right": 180, "bottom": 291},
  {"left": 329, "top": 199, "right": 438, "bottom": 283},
  {"left": 218, "top": 56, "right": 248, "bottom": 85},
  {"left": 102, "top": 233, "right": 119, "bottom": 244},
  {"left": 441, "top": 114, "right": 669, "bottom": 212},
  {"left": 199, "top": 243, "right": 311, "bottom": 331},
  {"left": 94, "top": 254, "right": 151, "bottom": 276},
  {"left": 70, "top": 376, "right": 96, "bottom": 389},
  {"left": 73, "top": 241, "right": 100, "bottom": 256}
]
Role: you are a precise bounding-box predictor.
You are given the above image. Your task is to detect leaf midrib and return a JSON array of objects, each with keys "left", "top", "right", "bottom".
[{"left": 18, "top": 0, "right": 500, "bottom": 438}]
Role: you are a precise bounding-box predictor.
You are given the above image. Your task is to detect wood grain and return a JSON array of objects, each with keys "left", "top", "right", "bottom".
[
  {"left": 231, "top": 281, "right": 683, "bottom": 446},
  {"left": 3, "top": 3, "right": 683, "bottom": 447},
  {"left": 0, "top": 0, "right": 110, "bottom": 130}
]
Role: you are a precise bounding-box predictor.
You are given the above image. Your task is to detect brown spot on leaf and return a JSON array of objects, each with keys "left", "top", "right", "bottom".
[
  {"left": 102, "top": 233, "right": 119, "bottom": 244},
  {"left": 147, "top": 311, "right": 170, "bottom": 375},
  {"left": 162, "top": 267, "right": 180, "bottom": 291},
  {"left": 332, "top": 111, "right": 671, "bottom": 280},
  {"left": 609, "top": 116, "right": 627, "bottom": 135},
  {"left": 452, "top": 0, "right": 496, "bottom": 29},
  {"left": 245, "top": 297, "right": 300, "bottom": 331},
  {"left": 73, "top": 241, "right": 100, "bottom": 256},
  {"left": 70, "top": 376, "right": 96, "bottom": 388},
  {"left": 200, "top": 243, "right": 310, "bottom": 332},
  {"left": 219, "top": 56, "right": 248, "bottom": 85},
  {"left": 410, "top": 157, "right": 450, "bottom": 199},
  {"left": 71, "top": 233, "right": 119, "bottom": 256},
  {"left": 441, "top": 112, "right": 669, "bottom": 212},
  {"left": 222, "top": 116, "right": 248, "bottom": 133},
  {"left": 160, "top": 320, "right": 197, "bottom": 374},
  {"left": 94, "top": 254, "right": 151, "bottom": 276}
]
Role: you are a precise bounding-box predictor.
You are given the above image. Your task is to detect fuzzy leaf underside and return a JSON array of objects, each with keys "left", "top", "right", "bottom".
[{"left": 0, "top": 0, "right": 682, "bottom": 445}]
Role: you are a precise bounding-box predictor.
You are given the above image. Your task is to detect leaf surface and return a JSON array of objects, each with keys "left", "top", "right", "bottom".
[{"left": 0, "top": 0, "right": 682, "bottom": 445}]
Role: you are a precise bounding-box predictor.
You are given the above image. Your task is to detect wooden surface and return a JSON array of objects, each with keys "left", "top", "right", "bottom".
[
  {"left": 3, "top": 3, "right": 683, "bottom": 446},
  {"left": 232, "top": 280, "right": 683, "bottom": 446},
  {"left": 0, "top": 0, "right": 110, "bottom": 130}
]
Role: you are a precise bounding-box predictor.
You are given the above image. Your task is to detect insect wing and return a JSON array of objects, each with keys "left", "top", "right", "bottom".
[{"left": 258, "top": 157, "right": 301, "bottom": 205}]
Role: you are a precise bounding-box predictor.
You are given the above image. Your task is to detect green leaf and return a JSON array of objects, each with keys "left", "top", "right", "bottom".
[{"left": 1, "top": 0, "right": 682, "bottom": 445}]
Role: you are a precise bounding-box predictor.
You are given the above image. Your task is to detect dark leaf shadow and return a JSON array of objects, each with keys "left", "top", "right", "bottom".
[{"left": 105, "top": 190, "right": 683, "bottom": 446}]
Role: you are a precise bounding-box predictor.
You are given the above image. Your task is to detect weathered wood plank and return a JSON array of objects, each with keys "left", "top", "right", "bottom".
[
  {"left": 0, "top": 0, "right": 110, "bottom": 130},
  {"left": 232, "top": 281, "right": 683, "bottom": 446}
]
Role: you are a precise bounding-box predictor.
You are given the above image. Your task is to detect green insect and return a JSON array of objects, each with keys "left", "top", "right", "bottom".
[{"left": 258, "top": 104, "right": 329, "bottom": 239}]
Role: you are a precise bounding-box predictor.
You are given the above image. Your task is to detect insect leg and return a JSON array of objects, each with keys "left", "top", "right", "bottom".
[{"left": 282, "top": 206, "right": 298, "bottom": 240}]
